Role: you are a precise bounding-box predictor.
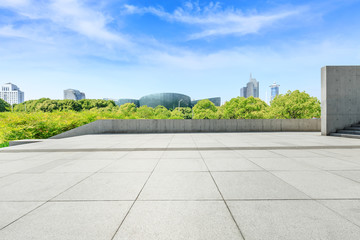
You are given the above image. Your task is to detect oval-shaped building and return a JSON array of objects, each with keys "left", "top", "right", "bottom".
[
  {"left": 139, "top": 93, "right": 191, "bottom": 109},
  {"left": 116, "top": 99, "right": 140, "bottom": 107}
]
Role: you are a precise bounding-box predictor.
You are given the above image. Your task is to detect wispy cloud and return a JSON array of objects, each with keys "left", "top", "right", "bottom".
[
  {"left": 0, "top": 25, "right": 28, "bottom": 38},
  {"left": 0, "top": 0, "right": 30, "bottom": 8},
  {"left": 0, "top": 0, "right": 130, "bottom": 45},
  {"left": 122, "top": 1, "right": 304, "bottom": 39}
]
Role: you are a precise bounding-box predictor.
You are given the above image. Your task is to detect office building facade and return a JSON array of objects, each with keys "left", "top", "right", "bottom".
[
  {"left": 114, "top": 93, "right": 221, "bottom": 109},
  {"left": 64, "top": 89, "right": 86, "bottom": 100},
  {"left": 240, "top": 74, "right": 259, "bottom": 98},
  {"left": 191, "top": 97, "right": 221, "bottom": 107},
  {"left": 269, "top": 82, "right": 280, "bottom": 101},
  {"left": 0, "top": 83, "right": 24, "bottom": 105}
]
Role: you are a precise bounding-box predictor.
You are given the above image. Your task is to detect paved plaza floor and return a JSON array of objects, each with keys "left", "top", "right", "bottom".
[{"left": 1, "top": 132, "right": 360, "bottom": 239}]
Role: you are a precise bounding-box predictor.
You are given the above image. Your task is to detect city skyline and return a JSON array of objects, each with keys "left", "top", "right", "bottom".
[{"left": 1, "top": 1, "right": 360, "bottom": 102}]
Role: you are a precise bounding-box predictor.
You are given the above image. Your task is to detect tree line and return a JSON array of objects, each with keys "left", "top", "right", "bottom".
[{"left": 0, "top": 90, "right": 321, "bottom": 119}]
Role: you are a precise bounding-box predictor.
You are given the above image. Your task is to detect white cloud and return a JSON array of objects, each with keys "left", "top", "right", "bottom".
[
  {"left": 48, "top": 0, "right": 125, "bottom": 43},
  {"left": 122, "top": 2, "right": 303, "bottom": 39},
  {"left": 0, "top": 0, "right": 130, "bottom": 46},
  {"left": 0, "top": 0, "right": 29, "bottom": 8},
  {"left": 0, "top": 25, "right": 28, "bottom": 38}
]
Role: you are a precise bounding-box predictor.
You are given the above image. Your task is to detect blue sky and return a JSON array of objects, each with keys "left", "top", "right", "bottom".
[{"left": 1, "top": 0, "right": 360, "bottom": 103}]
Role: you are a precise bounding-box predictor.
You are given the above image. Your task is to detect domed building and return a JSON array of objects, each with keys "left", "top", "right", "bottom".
[
  {"left": 116, "top": 99, "right": 140, "bottom": 107},
  {"left": 139, "top": 93, "right": 191, "bottom": 109}
]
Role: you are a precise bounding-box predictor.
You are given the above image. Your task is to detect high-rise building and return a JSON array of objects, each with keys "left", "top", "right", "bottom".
[
  {"left": 64, "top": 89, "right": 86, "bottom": 100},
  {"left": 269, "top": 82, "right": 280, "bottom": 101},
  {"left": 240, "top": 74, "right": 259, "bottom": 98},
  {"left": 0, "top": 83, "right": 24, "bottom": 105}
]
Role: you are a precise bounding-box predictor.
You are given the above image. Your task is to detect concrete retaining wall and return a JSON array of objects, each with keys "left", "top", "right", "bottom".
[
  {"left": 321, "top": 66, "right": 360, "bottom": 135},
  {"left": 50, "top": 119, "right": 320, "bottom": 139}
]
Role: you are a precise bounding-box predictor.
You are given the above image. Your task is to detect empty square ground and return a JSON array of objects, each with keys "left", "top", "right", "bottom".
[{"left": 1, "top": 132, "right": 360, "bottom": 239}]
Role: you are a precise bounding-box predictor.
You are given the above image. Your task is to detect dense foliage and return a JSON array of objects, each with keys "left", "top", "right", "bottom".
[
  {"left": 13, "top": 98, "right": 116, "bottom": 112},
  {"left": 220, "top": 96, "right": 269, "bottom": 119},
  {"left": 0, "top": 99, "right": 10, "bottom": 112},
  {"left": 0, "top": 90, "right": 321, "bottom": 147},
  {"left": 268, "top": 90, "right": 321, "bottom": 119}
]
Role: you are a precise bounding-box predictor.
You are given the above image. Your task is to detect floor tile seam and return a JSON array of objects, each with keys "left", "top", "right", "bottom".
[
  {"left": 239, "top": 153, "right": 317, "bottom": 201},
  {"left": 328, "top": 169, "right": 360, "bottom": 172},
  {"left": 134, "top": 134, "right": 173, "bottom": 149},
  {"left": 0, "top": 201, "right": 47, "bottom": 231},
  {"left": 324, "top": 170, "right": 360, "bottom": 184},
  {"left": 47, "top": 152, "right": 134, "bottom": 200},
  {"left": 196, "top": 139, "right": 246, "bottom": 240},
  {"left": 306, "top": 150, "right": 360, "bottom": 167},
  {"left": 2, "top": 198, "right": 360, "bottom": 203},
  {"left": 109, "top": 134, "right": 175, "bottom": 240},
  {"left": 0, "top": 151, "right": 132, "bottom": 231},
  {"left": 267, "top": 150, "right": 326, "bottom": 171},
  {"left": 0, "top": 173, "right": 39, "bottom": 191},
  {"left": 329, "top": 157, "right": 360, "bottom": 167},
  {"left": 5, "top": 145, "right": 360, "bottom": 153},
  {"left": 314, "top": 199, "right": 360, "bottom": 229},
  {"left": 225, "top": 198, "right": 360, "bottom": 201},
  {"left": 18, "top": 159, "right": 75, "bottom": 175}
]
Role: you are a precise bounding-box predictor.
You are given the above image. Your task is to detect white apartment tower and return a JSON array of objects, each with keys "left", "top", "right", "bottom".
[{"left": 0, "top": 83, "right": 24, "bottom": 105}]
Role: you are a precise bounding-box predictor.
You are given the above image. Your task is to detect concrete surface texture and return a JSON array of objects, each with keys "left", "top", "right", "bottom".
[
  {"left": 321, "top": 66, "right": 360, "bottom": 135},
  {"left": 1, "top": 132, "right": 360, "bottom": 239},
  {"left": 50, "top": 119, "right": 321, "bottom": 139}
]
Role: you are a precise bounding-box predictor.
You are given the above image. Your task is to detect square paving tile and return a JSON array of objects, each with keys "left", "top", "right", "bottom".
[
  {"left": 124, "top": 151, "right": 164, "bottom": 159},
  {"left": 0, "top": 153, "right": 42, "bottom": 161},
  {"left": 0, "top": 173, "right": 89, "bottom": 201},
  {"left": 320, "top": 200, "right": 360, "bottom": 226},
  {"left": 271, "top": 150, "right": 324, "bottom": 158},
  {"left": 0, "top": 202, "right": 44, "bottom": 229},
  {"left": 113, "top": 201, "right": 243, "bottom": 240},
  {"left": 161, "top": 151, "right": 201, "bottom": 159},
  {"left": 273, "top": 171, "right": 360, "bottom": 199},
  {"left": 235, "top": 150, "right": 283, "bottom": 158},
  {"left": 0, "top": 174, "right": 33, "bottom": 188},
  {"left": 248, "top": 157, "right": 317, "bottom": 171},
  {"left": 139, "top": 172, "right": 221, "bottom": 200},
  {"left": 205, "top": 158, "right": 262, "bottom": 171},
  {"left": 200, "top": 151, "right": 240, "bottom": 159},
  {"left": 47, "top": 160, "right": 115, "bottom": 173},
  {"left": 227, "top": 200, "right": 360, "bottom": 240},
  {"left": 155, "top": 158, "right": 207, "bottom": 172},
  {"left": 293, "top": 157, "right": 360, "bottom": 170},
  {"left": 100, "top": 159, "right": 158, "bottom": 172},
  {"left": 330, "top": 171, "right": 360, "bottom": 183},
  {"left": 55, "top": 173, "right": 149, "bottom": 200},
  {"left": 0, "top": 159, "right": 54, "bottom": 173},
  {"left": 79, "top": 151, "right": 128, "bottom": 160},
  {"left": 0, "top": 201, "right": 132, "bottom": 240},
  {"left": 212, "top": 172, "right": 308, "bottom": 200}
]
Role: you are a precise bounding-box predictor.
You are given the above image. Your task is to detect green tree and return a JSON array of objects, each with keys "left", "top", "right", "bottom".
[
  {"left": 119, "top": 103, "right": 137, "bottom": 118},
  {"left": 136, "top": 106, "right": 154, "bottom": 119},
  {"left": 154, "top": 106, "right": 171, "bottom": 119},
  {"left": 222, "top": 96, "right": 269, "bottom": 119},
  {"left": 170, "top": 107, "right": 192, "bottom": 119},
  {"left": 192, "top": 100, "right": 217, "bottom": 119},
  {"left": 269, "top": 90, "right": 321, "bottom": 119},
  {"left": 0, "top": 99, "right": 10, "bottom": 112}
]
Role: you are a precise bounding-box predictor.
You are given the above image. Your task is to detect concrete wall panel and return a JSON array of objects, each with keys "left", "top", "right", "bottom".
[
  {"left": 50, "top": 119, "right": 320, "bottom": 139},
  {"left": 321, "top": 66, "right": 360, "bottom": 135}
]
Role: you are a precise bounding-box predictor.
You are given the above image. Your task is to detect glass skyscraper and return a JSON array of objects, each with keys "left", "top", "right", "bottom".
[
  {"left": 269, "top": 82, "right": 280, "bottom": 101},
  {"left": 240, "top": 74, "right": 259, "bottom": 98}
]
